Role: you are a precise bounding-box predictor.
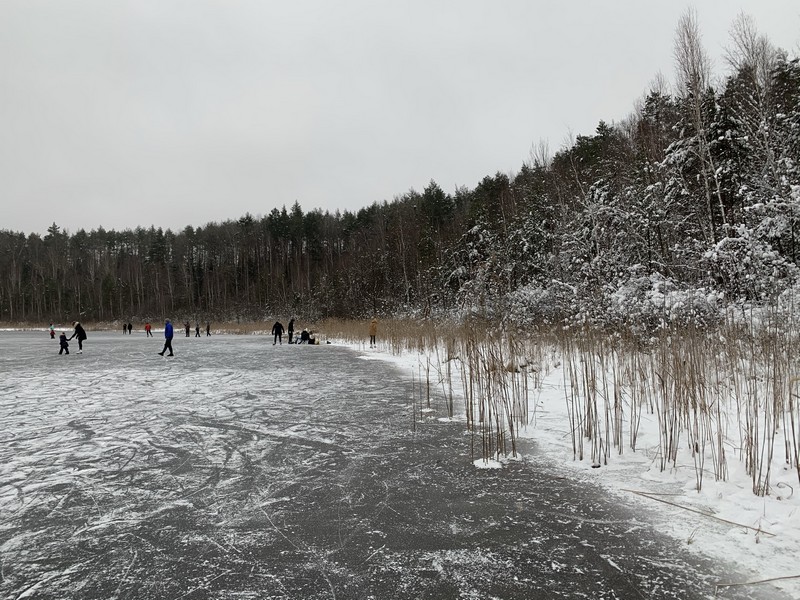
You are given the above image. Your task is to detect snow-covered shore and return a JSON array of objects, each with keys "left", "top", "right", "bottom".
[{"left": 362, "top": 342, "right": 800, "bottom": 599}]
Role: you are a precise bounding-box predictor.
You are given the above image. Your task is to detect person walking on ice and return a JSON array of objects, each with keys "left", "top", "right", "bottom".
[
  {"left": 287, "top": 318, "right": 295, "bottom": 344},
  {"left": 159, "top": 319, "right": 174, "bottom": 356},
  {"left": 59, "top": 332, "right": 69, "bottom": 355},
  {"left": 369, "top": 317, "right": 378, "bottom": 348},
  {"left": 68, "top": 321, "right": 87, "bottom": 353},
  {"left": 272, "top": 321, "right": 284, "bottom": 345}
]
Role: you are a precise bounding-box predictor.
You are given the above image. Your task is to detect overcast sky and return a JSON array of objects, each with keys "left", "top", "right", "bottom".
[{"left": 2, "top": 1, "right": 799, "bottom": 236}]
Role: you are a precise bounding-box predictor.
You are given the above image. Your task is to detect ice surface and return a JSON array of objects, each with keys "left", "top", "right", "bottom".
[{"left": 0, "top": 331, "right": 793, "bottom": 599}]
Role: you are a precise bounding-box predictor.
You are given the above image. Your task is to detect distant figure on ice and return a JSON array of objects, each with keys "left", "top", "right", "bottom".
[
  {"left": 159, "top": 319, "right": 174, "bottom": 356},
  {"left": 127, "top": 322, "right": 133, "bottom": 335},
  {"left": 368, "top": 317, "right": 378, "bottom": 348},
  {"left": 123, "top": 323, "right": 127, "bottom": 334},
  {"left": 287, "top": 318, "right": 295, "bottom": 344},
  {"left": 145, "top": 322, "right": 153, "bottom": 337},
  {"left": 206, "top": 322, "right": 211, "bottom": 336},
  {"left": 299, "top": 328, "right": 315, "bottom": 344},
  {"left": 195, "top": 322, "right": 200, "bottom": 337},
  {"left": 272, "top": 321, "right": 284, "bottom": 345},
  {"left": 59, "top": 332, "right": 69, "bottom": 355},
  {"left": 49, "top": 323, "right": 55, "bottom": 339},
  {"left": 68, "top": 321, "right": 87, "bottom": 353},
  {"left": 184, "top": 321, "right": 191, "bottom": 337}
]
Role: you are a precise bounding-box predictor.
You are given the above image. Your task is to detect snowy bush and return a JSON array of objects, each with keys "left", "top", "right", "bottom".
[
  {"left": 596, "top": 272, "right": 724, "bottom": 331},
  {"left": 700, "top": 227, "right": 799, "bottom": 302},
  {"left": 504, "top": 282, "right": 571, "bottom": 326}
]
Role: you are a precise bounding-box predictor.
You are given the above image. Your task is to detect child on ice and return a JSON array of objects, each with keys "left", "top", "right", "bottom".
[{"left": 59, "top": 332, "right": 69, "bottom": 355}]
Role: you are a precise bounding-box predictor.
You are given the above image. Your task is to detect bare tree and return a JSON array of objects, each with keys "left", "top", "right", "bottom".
[
  {"left": 527, "top": 139, "right": 551, "bottom": 170},
  {"left": 724, "top": 12, "right": 780, "bottom": 185},
  {"left": 674, "top": 9, "right": 727, "bottom": 241}
]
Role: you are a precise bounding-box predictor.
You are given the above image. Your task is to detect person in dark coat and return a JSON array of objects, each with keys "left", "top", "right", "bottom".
[
  {"left": 299, "top": 328, "right": 310, "bottom": 344},
  {"left": 68, "top": 321, "right": 87, "bottom": 353},
  {"left": 368, "top": 317, "right": 378, "bottom": 348},
  {"left": 59, "top": 332, "right": 69, "bottom": 355},
  {"left": 195, "top": 322, "right": 200, "bottom": 337},
  {"left": 127, "top": 322, "right": 133, "bottom": 335},
  {"left": 206, "top": 322, "right": 211, "bottom": 336},
  {"left": 287, "top": 318, "right": 295, "bottom": 344},
  {"left": 272, "top": 321, "right": 284, "bottom": 345},
  {"left": 159, "top": 319, "right": 174, "bottom": 356},
  {"left": 184, "top": 321, "right": 191, "bottom": 337}
]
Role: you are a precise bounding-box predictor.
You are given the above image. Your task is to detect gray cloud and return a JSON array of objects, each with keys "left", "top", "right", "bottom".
[{"left": 1, "top": 0, "right": 798, "bottom": 235}]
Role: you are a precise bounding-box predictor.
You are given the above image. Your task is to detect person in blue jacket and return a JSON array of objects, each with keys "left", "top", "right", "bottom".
[{"left": 158, "top": 319, "right": 174, "bottom": 356}]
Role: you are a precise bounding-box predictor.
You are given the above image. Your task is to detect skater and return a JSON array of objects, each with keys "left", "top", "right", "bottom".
[
  {"left": 195, "top": 322, "right": 200, "bottom": 337},
  {"left": 368, "top": 317, "right": 378, "bottom": 348},
  {"left": 145, "top": 322, "right": 153, "bottom": 337},
  {"left": 299, "top": 328, "right": 310, "bottom": 344},
  {"left": 59, "top": 332, "right": 69, "bottom": 355},
  {"left": 206, "top": 321, "right": 211, "bottom": 336},
  {"left": 127, "top": 322, "right": 133, "bottom": 335},
  {"left": 159, "top": 319, "right": 174, "bottom": 356},
  {"left": 68, "top": 321, "right": 87, "bottom": 353},
  {"left": 49, "top": 323, "right": 55, "bottom": 339},
  {"left": 287, "top": 318, "right": 295, "bottom": 344},
  {"left": 123, "top": 323, "right": 127, "bottom": 334},
  {"left": 184, "top": 321, "right": 190, "bottom": 337},
  {"left": 272, "top": 321, "right": 284, "bottom": 345}
]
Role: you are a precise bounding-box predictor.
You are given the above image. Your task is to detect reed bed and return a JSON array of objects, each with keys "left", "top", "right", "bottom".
[
  {"left": 558, "top": 318, "right": 800, "bottom": 495},
  {"left": 321, "top": 315, "right": 800, "bottom": 497},
  {"left": 321, "top": 318, "right": 554, "bottom": 463}
]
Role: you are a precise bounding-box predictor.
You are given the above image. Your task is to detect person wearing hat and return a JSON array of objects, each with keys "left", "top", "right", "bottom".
[
  {"left": 159, "top": 319, "right": 174, "bottom": 356},
  {"left": 58, "top": 331, "right": 69, "bottom": 355},
  {"left": 68, "top": 321, "right": 87, "bottom": 353}
]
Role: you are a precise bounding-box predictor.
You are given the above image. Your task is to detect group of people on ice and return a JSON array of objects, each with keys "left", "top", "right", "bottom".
[
  {"left": 53, "top": 316, "right": 379, "bottom": 356},
  {"left": 53, "top": 321, "right": 87, "bottom": 355},
  {"left": 270, "top": 318, "right": 317, "bottom": 345}
]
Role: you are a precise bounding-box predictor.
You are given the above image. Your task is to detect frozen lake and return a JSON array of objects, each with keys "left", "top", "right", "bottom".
[{"left": 0, "top": 331, "right": 781, "bottom": 599}]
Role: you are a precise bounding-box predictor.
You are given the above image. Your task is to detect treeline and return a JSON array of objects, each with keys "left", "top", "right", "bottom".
[
  {"left": 0, "top": 194, "right": 464, "bottom": 322},
  {"left": 2, "top": 14, "right": 799, "bottom": 327}
]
